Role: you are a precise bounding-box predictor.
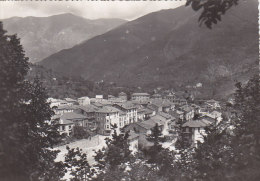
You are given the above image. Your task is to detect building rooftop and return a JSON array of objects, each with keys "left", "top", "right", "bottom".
[
  {"left": 157, "top": 112, "right": 174, "bottom": 120},
  {"left": 182, "top": 120, "right": 211, "bottom": 128},
  {"left": 179, "top": 105, "right": 193, "bottom": 112},
  {"left": 136, "top": 119, "right": 161, "bottom": 130},
  {"left": 77, "top": 105, "right": 98, "bottom": 113},
  {"left": 96, "top": 106, "right": 119, "bottom": 113},
  {"left": 56, "top": 105, "right": 77, "bottom": 110},
  {"left": 132, "top": 93, "right": 150, "bottom": 96},
  {"left": 61, "top": 112, "right": 87, "bottom": 120},
  {"left": 150, "top": 98, "right": 173, "bottom": 107},
  {"left": 113, "top": 102, "right": 136, "bottom": 110},
  {"left": 64, "top": 98, "right": 77, "bottom": 102}
]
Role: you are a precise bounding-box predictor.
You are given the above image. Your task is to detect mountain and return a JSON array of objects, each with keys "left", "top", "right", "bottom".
[
  {"left": 1, "top": 13, "right": 127, "bottom": 62},
  {"left": 39, "top": 0, "right": 259, "bottom": 99}
]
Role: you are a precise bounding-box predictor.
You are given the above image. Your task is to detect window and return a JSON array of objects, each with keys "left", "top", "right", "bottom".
[
  {"left": 107, "top": 120, "right": 109, "bottom": 123},
  {"left": 107, "top": 125, "right": 109, "bottom": 129},
  {"left": 62, "top": 126, "right": 65, "bottom": 131},
  {"left": 198, "top": 128, "right": 200, "bottom": 132}
]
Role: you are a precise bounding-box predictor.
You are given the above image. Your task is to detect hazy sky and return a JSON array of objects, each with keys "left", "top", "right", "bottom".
[{"left": 0, "top": 1, "right": 185, "bottom": 20}]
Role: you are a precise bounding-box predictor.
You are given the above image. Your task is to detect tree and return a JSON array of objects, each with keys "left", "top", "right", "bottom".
[
  {"left": 229, "top": 75, "right": 260, "bottom": 180},
  {"left": 72, "top": 125, "right": 90, "bottom": 139},
  {"left": 144, "top": 123, "right": 165, "bottom": 163},
  {"left": 184, "top": 75, "right": 260, "bottom": 180},
  {"left": 186, "top": 0, "right": 239, "bottom": 28},
  {"left": 64, "top": 146, "right": 94, "bottom": 181},
  {"left": 191, "top": 121, "right": 233, "bottom": 180},
  {"left": 94, "top": 125, "right": 132, "bottom": 170},
  {"left": 0, "top": 22, "right": 64, "bottom": 181}
]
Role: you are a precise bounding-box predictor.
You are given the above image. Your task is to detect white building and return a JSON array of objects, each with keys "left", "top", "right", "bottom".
[{"left": 78, "top": 96, "right": 91, "bottom": 106}]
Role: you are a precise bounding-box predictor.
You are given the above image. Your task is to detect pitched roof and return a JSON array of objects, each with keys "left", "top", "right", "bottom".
[
  {"left": 136, "top": 120, "right": 159, "bottom": 130},
  {"left": 78, "top": 96, "right": 90, "bottom": 100},
  {"left": 96, "top": 106, "right": 119, "bottom": 113},
  {"left": 114, "top": 102, "right": 136, "bottom": 110},
  {"left": 56, "top": 105, "right": 77, "bottom": 110},
  {"left": 60, "top": 119, "right": 74, "bottom": 125},
  {"left": 61, "top": 112, "right": 87, "bottom": 120},
  {"left": 157, "top": 112, "right": 174, "bottom": 120},
  {"left": 182, "top": 120, "right": 210, "bottom": 128},
  {"left": 200, "top": 115, "right": 216, "bottom": 123},
  {"left": 137, "top": 108, "right": 145, "bottom": 113},
  {"left": 77, "top": 105, "right": 98, "bottom": 112},
  {"left": 150, "top": 99, "right": 172, "bottom": 107},
  {"left": 64, "top": 98, "right": 77, "bottom": 102},
  {"left": 132, "top": 93, "right": 150, "bottom": 96},
  {"left": 144, "top": 108, "right": 154, "bottom": 114},
  {"left": 150, "top": 115, "right": 168, "bottom": 125},
  {"left": 179, "top": 105, "right": 193, "bottom": 112}
]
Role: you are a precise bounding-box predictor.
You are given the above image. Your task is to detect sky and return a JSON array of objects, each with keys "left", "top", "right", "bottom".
[{"left": 0, "top": 1, "right": 185, "bottom": 21}]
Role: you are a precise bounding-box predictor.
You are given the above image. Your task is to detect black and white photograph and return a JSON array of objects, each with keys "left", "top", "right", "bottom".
[{"left": 0, "top": 0, "right": 259, "bottom": 180}]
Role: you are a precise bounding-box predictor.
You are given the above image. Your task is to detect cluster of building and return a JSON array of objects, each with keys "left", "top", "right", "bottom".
[{"left": 48, "top": 92, "right": 223, "bottom": 149}]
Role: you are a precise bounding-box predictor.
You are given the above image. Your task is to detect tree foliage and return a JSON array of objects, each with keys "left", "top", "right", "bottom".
[
  {"left": 186, "top": 0, "right": 239, "bottom": 28},
  {"left": 64, "top": 146, "right": 94, "bottom": 181},
  {"left": 94, "top": 126, "right": 132, "bottom": 170},
  {"left": 72, "top": 125, "right": 90, "bottom": 140},
  {"left": 0, "top": 22, "right": 64, "bottom": 181}
]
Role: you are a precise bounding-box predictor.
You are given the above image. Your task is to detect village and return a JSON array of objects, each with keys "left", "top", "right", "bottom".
[{"left": 49, "top": 90, "right": 226, "bottom": 163}]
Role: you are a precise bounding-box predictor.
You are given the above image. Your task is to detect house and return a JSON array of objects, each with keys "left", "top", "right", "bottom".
[
  {"left": 165, "top": 93, "right": 176, "bottom": 102},
  {"left": 125, "top": 119, "right": 163, "bottom": 135},
  {"left": 118, "top": 92, "right": 127, "bottom": 101},
  {"left": 112, "top": 102, "right": 138, "bottom": 124},
  {"left": 58, "top": 118, "right": 74, "bottom": 136},
  {"left": 182, "top": 119, "right": 212, "bottom": 147},
  {"left": 78, "top": 96, "right": 91, "bottom": 106},
  {"left": 137, "top": 108, "right": 145, "bottom": 121},
  {"left": 149, "top": 99, "right": 175, "bottom": 113},
  {"left": 179, "top": 105, "right": 194, "bottom": 121},
  {"left": 205, "top": 99, "right": 221, "bottom": 109},
  {"left": 53, "top": 105, "right": 77, "bottom": 115},
  {"left": 75, "top": 105, "right": 99, "bottom": 130},
  {"left": 95, "top": 106, "right": 120, "bottom": 135},
  {"left": 119, "top": 110, "right": 127, "bottom": 128},
  {"left": 131, "top": 93, "right": 150, "bottom": 101},
  {"left": 55, "top": 112, "right": 87, "bottom": 136},
  {"left": 169, "top": 110, "right": 184, "bottom": 121},
  {"left": 60, "top": 112, "right": 87, "bottom": 127},
  {"left": 143, "top": 108, "right": 156, "bottom": 120},
  {"left": 152, "top": 94, "right": 162, "bottom": 99},
  {"left": 206, "top": 110, "right": 222, "bottom": 123},
  {"left": 149, "top": 112, "right": 174, "bottom": 135},
  {"left": 48, "top": 98, "right": 71, "bottom": 108},
  {"left": 96, "top": 95, "right": 103, "bottom": 99},
  {"left": 51, "top": 114, "right": 73, "bottom": 136}
]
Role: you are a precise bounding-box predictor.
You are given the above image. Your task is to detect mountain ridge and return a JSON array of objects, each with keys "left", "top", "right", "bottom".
[
  {"left": 39, "top": 1, "right": 258, "bottom": 99},
  {"left": 1, "top": 13, "right": 127, "bottom": 62}
]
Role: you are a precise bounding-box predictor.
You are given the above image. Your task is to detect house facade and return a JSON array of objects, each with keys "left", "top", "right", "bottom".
[{"left": 131, "top": 93, "right": 150, "bottom": 101}]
